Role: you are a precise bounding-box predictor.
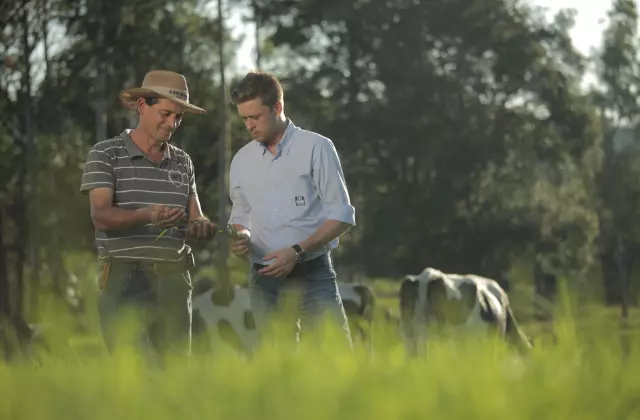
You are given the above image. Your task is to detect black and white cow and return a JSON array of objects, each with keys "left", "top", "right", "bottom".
[
  {"left": 338, "top": 283, "right": 375, "bottom": 344},
  {"left": 400, "top": 267, "right": 532, "bottom": 356},
  {"left": 191, "top": 280, "right": 376, "bottom": 355},
  {"left": 191, "top": 279, "right": 258, "bottom": 356}
]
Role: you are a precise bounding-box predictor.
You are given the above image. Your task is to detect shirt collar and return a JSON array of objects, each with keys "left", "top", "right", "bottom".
[
  {"left": 258, "top": 119, "right": 296, "bottom": 156},
  {"left": 122, "top": 129, "right": 171, "bottom": 161}
]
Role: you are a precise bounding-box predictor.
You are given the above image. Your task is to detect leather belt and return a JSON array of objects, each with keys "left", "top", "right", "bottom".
[
  {"left": 101, "top": 252, "right": 195, "bottom": 275},
  {"left": 253, "top": 254, "right": 328, "bottom": 278}
]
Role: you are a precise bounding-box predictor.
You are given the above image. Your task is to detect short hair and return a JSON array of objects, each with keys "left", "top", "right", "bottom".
[
  {"left": 136, "top": 97, "right": 159, "bottom": 115},
  {"left": 230, "top": 71, "right": 283, "bottom": 108}
]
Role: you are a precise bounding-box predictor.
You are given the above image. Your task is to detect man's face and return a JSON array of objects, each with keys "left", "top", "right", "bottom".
[
  {"left": 237, "top": 98, "right": 280, "bottom": 143},
  {"left": 140, "top": 98, "right": 185, "bottom": 143}
]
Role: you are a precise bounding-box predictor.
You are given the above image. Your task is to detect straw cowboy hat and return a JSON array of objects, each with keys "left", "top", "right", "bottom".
[{"left": 119, "top": 70, "right": 206, "bottom": 114}]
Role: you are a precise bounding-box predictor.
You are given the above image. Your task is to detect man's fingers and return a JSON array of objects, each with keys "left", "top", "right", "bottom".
[
  {"left": 263, "top": 253, "right": 277, "bottom": 261},
  {"left": 202, "top": 224, "right": 212, "bottom": 240},
  {"left": 233, "top": 238, "right": 249, "bottom": 246},
  {"left": 258, "top": 264, "right": 279, "bottom": 275},
  {"left": 192, "top": 223, "right": 203, "bottom": 240},
  {"left": 158, "top": 211, "right": 185, "bottom": 228},
  {"left": 164, "top": 209, "right": 185, "bottom": 224},
  {"left": 166, "top": 207, "right": 182, "bottom": 216},
  {"left": 231, "top": 245, "right": 249, "bottom": 256}
]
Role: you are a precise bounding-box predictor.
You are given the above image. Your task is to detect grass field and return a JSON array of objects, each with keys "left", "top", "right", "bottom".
[{"left": 1, "top": 288, "right": 640, "bottom": 420}]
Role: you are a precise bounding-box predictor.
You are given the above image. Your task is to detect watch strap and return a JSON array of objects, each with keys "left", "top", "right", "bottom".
[{"left": 291, "top": 244, "right": 305, "bottom": 261}]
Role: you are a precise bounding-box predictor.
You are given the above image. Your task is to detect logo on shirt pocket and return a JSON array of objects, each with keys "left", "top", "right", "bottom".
[
  {"left": 168, "top": 170, "right": 186, "bottom": 185},
  {"left": 295, "top": 196, "right": 305, "bottom": 206}
]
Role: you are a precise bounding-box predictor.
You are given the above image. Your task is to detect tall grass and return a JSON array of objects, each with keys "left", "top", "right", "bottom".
[{"left": 1, "top": 300, "right": 639, "bottom": 420}]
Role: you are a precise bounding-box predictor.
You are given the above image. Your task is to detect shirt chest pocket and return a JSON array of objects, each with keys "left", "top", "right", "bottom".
[
  {"left": 166, "top": 163, "right": 190, "bottom": 207},
  {"left": 276, "top": 159, "right": 315, "bottom": 221}
]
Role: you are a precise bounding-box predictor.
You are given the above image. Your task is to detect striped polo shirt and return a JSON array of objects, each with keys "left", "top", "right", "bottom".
[{"left": 80, "top": 130, "right": 196, "bottom": 262}]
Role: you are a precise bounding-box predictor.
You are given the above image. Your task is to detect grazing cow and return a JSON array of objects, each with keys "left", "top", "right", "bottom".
[
  {"left": 338, "top": 283, "right": 375, "bottom": 344},
  {"left": 191, "top": 279, "right": 258, "bottom": 356},
  {"left": 191, "top": 280, "right": 377, "bottom": 355},
  {"left": 399, "top": 267, "right": 532, "bottom": 356}
]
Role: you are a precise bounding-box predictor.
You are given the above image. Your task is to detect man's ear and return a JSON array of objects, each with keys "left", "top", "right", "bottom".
[
  {"left": 137, "top": 97, "right": 147, "bottom": 115},
  {"left": 273, "top": 101, "right": 283, "bottom": 116}
]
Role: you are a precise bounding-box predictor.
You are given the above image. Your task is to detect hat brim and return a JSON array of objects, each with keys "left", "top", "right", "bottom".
[{"left": 119, "top": 88, "right": 206, "bottom": 114}]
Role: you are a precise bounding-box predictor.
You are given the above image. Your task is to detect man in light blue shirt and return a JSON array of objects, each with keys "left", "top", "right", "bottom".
[{"left": 227, "top": 71, "right": 355, "bottom": 348}]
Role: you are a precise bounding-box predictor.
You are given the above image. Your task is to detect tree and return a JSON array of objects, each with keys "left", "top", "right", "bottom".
[
  {"left": 257, "top": 0, "right": 601, "bottom": 289},
  {"left": 592, "top": 0, "right": 640, "bottom": 313}
]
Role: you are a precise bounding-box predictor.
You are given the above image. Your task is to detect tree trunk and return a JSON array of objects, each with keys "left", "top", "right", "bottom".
[
  {"left": 616, "top": 236, "right": 633, "bottom": 318},
  {"left": 534, "top": 260, "right": 557, "bottom": 321},
  {"left": 94, "top": 0, "right": 107, "bottom": 143},
  {"left": 216, "top": 0, "right": 230, "bottom": 284},
  {"left": 252, "top": 0, "right": 261, "bottom": 68},
  {"left": 17, "top": 4, "right": 36, "bottom": 317},
  {"left": 0, "top": 209, "right": 10, "bottom": 319}
]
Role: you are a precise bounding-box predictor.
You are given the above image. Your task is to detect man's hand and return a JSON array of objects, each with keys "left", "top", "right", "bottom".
[
  {"left": 258, "top": 247, "right": 298, "bottom": 278},
  {"left": 230, "top": 230, "right": 251, "bottom": 259},
  {"left": 148, "top": 205, "right": 186, "bottom": 228},
  {"left": 186, "top": 219, "right": 217, "bottom": 242}
]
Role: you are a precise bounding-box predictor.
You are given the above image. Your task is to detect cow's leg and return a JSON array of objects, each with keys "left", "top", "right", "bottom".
[
  {"left": 399, "top": 280, "right": 420, "bottom": 357},
  {"left": 505, "top": 305, "right": 533, "bottom": 353}
]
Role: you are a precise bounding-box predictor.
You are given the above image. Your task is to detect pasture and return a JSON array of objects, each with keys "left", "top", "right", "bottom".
[{"left": 1, "top": 273, "right": 639, "bottom": 420}]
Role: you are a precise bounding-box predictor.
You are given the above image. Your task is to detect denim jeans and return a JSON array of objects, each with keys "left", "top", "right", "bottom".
[{"left": 248, "top": 252, "right": 352, "bottom": 350}]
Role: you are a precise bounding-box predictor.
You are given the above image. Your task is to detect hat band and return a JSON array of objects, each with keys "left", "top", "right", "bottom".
[{"left": 143, "top": 85, "right": 189, "bottom": 102}]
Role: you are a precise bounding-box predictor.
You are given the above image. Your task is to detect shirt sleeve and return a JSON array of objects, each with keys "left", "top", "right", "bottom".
[
  {"left": 79, "top": 145, "right": 115, "bottom": 194},
  {"left": 312, "top": 139, "right": 356, "bottom": 226},
  {"left": 228, "top": 155, "right": 252, "bottom": 229},
  {"left": 186, "top": 153, "right": 197, "bottom": 197}
]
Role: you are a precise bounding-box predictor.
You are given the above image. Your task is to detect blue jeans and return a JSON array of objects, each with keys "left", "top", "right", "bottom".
[{"left": 249, "top": 253, "right": 352, "bottom": 350}]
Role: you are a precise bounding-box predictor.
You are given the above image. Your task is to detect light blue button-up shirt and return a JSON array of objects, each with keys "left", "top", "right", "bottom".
[{"left": 228, "top": 119, "right": 356, "bottom": 264}]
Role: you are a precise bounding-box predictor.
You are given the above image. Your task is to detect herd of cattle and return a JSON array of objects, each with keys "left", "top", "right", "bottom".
[{"left": 191, "top": 266, "right": 534, "bottom": 356}]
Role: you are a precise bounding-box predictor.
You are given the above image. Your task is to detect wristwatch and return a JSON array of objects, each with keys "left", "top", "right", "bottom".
[{"left": 291, "top": 244, "right": 306, "bottom": 262}]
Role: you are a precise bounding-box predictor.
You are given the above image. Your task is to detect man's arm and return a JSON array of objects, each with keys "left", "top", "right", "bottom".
[
  {"left": 81, "top": 145, "right": 184, "bottom": 231},
  {"left": 187, "top": 193, "right": 208, "bottom": 221},
  {"left": 184, "top": 155, "right": 217, "bottom": 240},
  {"left": 300, "top": 138, "right": 355, "bottom": 251},
  {"left": 228, "top": 156, "right": 252, "bottom": 233},
  {"left": 186, "top": 154, "right": 206, "bottom": 221},
  {"left": 81, "top": 145, "right": 153, "bottom": 231},
  {"left": 228, "top": 156, "right": 252, "bottom": 257},
  {"left": 298, "top": 220, "right": 351, "bottom": 254},
  {"left": 89, "top": 188, "right": 154, "bottom": 231}
]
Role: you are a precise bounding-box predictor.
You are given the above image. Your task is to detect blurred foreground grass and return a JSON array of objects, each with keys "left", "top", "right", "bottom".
[{"left": 1, "top": 301, "right": 640, "bottom": 420}]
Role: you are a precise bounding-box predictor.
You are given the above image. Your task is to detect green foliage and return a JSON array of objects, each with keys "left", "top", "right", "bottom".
[
  {"left": 1, "top": 303, "right": 639, "bottom": 419},
  {"left": 256, "top": 0, "right": 603, "bottom": 281}
]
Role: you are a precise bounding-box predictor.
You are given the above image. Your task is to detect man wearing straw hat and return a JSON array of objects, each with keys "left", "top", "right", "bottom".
[{"left": 80, "top": 70, "right": 216, "bottom": 362}]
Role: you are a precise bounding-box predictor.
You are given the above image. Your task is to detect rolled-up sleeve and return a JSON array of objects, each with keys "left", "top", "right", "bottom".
[
  {"left": 79, "top": 146, "right": 115, "bottom": 194},
  {"left": 228, "top": 156, "right": 252, "bottom": 229},
  {"left": 313, "top": 139, "right": 356, "bottom": 226}
]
